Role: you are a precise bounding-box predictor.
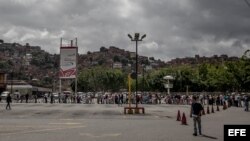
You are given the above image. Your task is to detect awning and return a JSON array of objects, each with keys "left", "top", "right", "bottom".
[
  {"left": 7, "top": 84, "right": 33, "bottom": 89},
  {"left": 32, "top": 86, "right": 52, "bottom": 92}
]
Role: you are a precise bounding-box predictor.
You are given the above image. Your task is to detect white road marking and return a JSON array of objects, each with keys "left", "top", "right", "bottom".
[
  {"left": 0, "top": 126, "right": 86, "bottom": 136},
  {"left": 48, "top": 122, "right": 81, "bottom": 125},
  {"left": 80, "top": 133, "right": 121, "bottom": 138},
  {"left": 59, "top": 119, "right": 74, "bottom": 121}
]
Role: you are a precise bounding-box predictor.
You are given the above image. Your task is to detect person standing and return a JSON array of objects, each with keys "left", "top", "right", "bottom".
[
  {"left": 244, "top": 95, "right": 249, "bottom": 111},
  {"left": 25, "top": 93, "right": 29, "bottom": 103},
  {"left": 6, "top": 94, "right": 12, "bottom": 110},
  {"left": 50, "top": 93, "right": 54, "bottom": 104},
  {"left": 58, "top": 93, "right": 61, "bottom": 103},
  {"left": 34, "top": 94, "right": 37, "bottom": 103},
  {"left": 14, "top": 90, "right": 20, "bottom": 103},
  {"left": 120, "top": 94, "right": 123, "bottom": 105},
  {"left": 44, "top": 94, "right": 48, "bottom": 103},
  {"left": 190, "top": 96, "right": 204, "bottom": 136}
]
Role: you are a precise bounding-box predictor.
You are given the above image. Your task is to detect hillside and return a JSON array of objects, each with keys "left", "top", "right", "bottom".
[
  {"left": 0, "top": 41, "right": 166, "bottom": 87},
  {"left": 0, "top": 40, "right": 241, "bottom": 88}
]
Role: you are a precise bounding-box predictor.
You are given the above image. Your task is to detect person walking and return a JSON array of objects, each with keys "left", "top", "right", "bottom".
[
  {"left": 6, "top": 94, "right": 12, "bottom": 110},
  {"left": 190, "top": 96, "right": 204, "bottom": 136}
]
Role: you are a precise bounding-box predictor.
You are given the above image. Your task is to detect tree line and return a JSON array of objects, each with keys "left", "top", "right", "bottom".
[{"left": 72, "top": 57, "right": 250, "bottom": 93}]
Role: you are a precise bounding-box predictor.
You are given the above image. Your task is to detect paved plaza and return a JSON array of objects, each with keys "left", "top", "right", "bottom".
[{"left": 0, "top": 103, "right": 249, "bottom": 141}]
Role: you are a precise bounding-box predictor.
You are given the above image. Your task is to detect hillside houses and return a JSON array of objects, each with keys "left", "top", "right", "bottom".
[
  {"left": 167, "top": 54, "right": 239, "bottom": 66},
  {"left": 77, "top": 46, "right": 164, "bottom": 73},
  {"left": 0, "top": 40, "right": 241, "bottom": 88}
]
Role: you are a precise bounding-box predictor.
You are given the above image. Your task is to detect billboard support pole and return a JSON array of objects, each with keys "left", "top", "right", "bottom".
[
  {"left": 59, "top": 78, "right": 62, "bottom": 96},
  {"left": 75, "top": 38, "right": 78, "bottom": 103},
  {"left": 59, "top": 38, "right": 62, "bottom": 98}
]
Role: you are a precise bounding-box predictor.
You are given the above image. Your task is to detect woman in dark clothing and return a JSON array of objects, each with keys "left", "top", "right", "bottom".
[{"left": 6, "top": 94, "right": 12, "bottom": 110}]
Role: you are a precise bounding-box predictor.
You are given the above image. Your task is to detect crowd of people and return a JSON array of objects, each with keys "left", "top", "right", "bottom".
[
  {"left": 1, "top": 91, "right": 249, "bottom": 111},
  {"left": 1, "top": 90, "right": 248, "bottom": 138}
]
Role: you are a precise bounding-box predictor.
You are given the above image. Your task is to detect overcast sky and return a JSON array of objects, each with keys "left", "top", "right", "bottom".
[{"left": 1, "top": 0, "right": 250, "bottom": 61}]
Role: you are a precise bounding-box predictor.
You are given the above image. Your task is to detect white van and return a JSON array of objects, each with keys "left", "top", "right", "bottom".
[{"left": 1, "top": 91, "right": 10, "bottom": 99}]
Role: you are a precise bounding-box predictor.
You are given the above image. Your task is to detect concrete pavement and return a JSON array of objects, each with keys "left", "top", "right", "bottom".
[{"left": 0, "top": 103, "right": 249, "bottom": 141}]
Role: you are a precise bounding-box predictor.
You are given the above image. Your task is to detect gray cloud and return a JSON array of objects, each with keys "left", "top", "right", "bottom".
[{"left": 1, "top": 0, "right": 250, "bottom": 61}]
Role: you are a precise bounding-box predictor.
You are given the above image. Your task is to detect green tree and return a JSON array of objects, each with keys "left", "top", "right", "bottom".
[
  {"left": 113, "top": 55, "right": 120, "bottom": 62},
  {"left": 100, "top": 46, "right": 108, "bottom": 52},
  {"left": 76, "top": 67, "right": 125, "bottom": 92}
]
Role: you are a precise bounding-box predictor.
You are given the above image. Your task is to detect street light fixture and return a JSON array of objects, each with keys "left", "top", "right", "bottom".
[{"left": 128, "top": 33, "right": 146, "bottom": 108}]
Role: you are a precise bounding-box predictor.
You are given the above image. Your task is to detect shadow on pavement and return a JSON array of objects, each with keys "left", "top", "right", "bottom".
[{"left": 202, "top": 134, "right": 218, "bottom": 139}]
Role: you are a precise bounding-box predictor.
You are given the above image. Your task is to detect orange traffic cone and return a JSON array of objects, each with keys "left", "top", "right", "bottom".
[
  {"left": 217, "top": 105, "right": 220, "bottom": 111},
  {"left": 181, "top": 112, "right": 188, "bottom": 125},
  {"left": 177, "top": 110, "right": 181, "bottom": 121},
  {"left": 211, "top": 105, "right": 215, "bottom": 113},
  {"left": 207, "top": 106, "right": 210, "bottom": 114}
]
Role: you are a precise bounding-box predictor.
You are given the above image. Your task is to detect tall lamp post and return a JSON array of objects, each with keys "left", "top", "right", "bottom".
[
  {"left": 128, "top": 33, "right": 146, "bottom": 108},
  {"left": 10, "top": 70, "right": 13, "bottom": 95},
  {"left": 142, "top": 64, "right": 146, "bottom": 95}
]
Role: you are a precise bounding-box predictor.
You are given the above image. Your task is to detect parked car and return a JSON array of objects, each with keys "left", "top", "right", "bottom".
[
  {"left": 52, "top": 92, "right": 59, "bottom": 98},
  {"left": 0, "top": 91, "right": 10, "bottom": 100}
]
